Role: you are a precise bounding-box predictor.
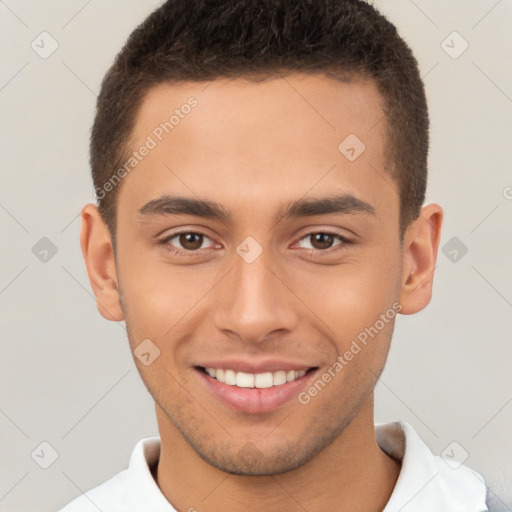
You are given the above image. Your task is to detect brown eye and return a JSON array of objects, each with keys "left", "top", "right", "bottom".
[
  {"left": 311, "top": 233, "right": 334, "bottom": 249},
  {"left": 164, "top": 231, "right": 215, "bottom": 252},
  {"left": 297, "top": 232, "right": 346, "bottom": 251},
  {"left": 179, "top": 233, "right": 204, "bottom": 250}
]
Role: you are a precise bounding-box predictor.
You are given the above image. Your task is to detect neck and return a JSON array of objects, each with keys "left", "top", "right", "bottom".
[{"left": 153, "top": 395, "right": 400, "bottom": 512}]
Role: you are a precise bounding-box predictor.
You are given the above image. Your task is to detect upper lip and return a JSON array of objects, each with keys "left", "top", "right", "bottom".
[{"left": 196, "top": 358, "right": 317, "bottom": 374}]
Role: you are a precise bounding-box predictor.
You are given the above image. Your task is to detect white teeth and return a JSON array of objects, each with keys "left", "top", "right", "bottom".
[
  {"left": 205, "top": 367, "right": 308, "bottom": 388},
  {"left": 236, "top": 371, "right": 254, "bottom": 388},
  {"left": 224, "top": 369, "right": 237, "bottom": 386},
  {"left": 254, "top": 372, "right": 273, "bottom": 388},
  {"left": 273, "top": 370, "right": 287, "bottom": 386}
]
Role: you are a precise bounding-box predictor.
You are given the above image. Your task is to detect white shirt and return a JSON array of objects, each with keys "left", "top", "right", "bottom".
[{"left": 58, "top": 421, "right": 488, "bottom": 511}]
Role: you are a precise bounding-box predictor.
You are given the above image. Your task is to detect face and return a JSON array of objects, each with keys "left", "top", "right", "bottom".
[{"left": 87, "top": 73, "right": 427, "bottom": 476}]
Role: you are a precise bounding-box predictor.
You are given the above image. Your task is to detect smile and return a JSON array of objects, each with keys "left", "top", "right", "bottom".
[
  {"left": 195, "top": 363, "right": 319, "bottom": 413},
  {"left": 203, "top": 367, "right": 307, "bottom": 388}
]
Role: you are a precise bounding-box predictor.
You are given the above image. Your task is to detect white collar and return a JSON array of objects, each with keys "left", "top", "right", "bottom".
[
  {"left": 59, "top": 421, "right": 488, "bottom": 511},
  {"left": 377, "top": 421, "right": 488, "bottom": 511}
]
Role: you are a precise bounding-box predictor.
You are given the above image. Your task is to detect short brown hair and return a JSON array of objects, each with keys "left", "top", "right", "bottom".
[{"left": 91, "top": 0, "right": 428, "bottom": 238}]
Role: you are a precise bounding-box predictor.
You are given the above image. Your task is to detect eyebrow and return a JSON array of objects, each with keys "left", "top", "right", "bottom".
[
  {"left": 279, "top": 194, "right": 376, "bottom": 219},
  {"left": 137, "top": 193, "right": 376, "bottom": 223}
]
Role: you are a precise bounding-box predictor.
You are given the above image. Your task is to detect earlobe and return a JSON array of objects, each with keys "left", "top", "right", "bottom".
[
  {"left": 398, "top": 203, "right": 443, "bottom": 315},
  {"left": 80, "top": 204, "right": 124, "bottom": 321}
]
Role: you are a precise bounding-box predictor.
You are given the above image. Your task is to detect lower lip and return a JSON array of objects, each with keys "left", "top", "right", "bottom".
[{"left": 195, "top": 368, "right": 317, "bottom": 414}]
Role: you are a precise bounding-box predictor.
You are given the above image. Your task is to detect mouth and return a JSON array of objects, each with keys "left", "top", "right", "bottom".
[
  {"left": 200, "top": 367, "right": 309, "bottom": 388},
  {"left": 195, "top": 365, "right": 318, "bottom": 414}
]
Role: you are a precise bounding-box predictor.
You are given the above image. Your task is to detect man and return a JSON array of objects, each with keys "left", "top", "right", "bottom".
[{"left": 58, "top": 0, "right": 488, "bottom": 510}]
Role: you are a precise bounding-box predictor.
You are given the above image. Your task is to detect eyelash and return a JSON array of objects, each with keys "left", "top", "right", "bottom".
[
  {"left": 159, "top": 229, "right": 215, "bottom": 257},
  {"left": 159, "top": 229, "right": 351, "bottom": 257}
]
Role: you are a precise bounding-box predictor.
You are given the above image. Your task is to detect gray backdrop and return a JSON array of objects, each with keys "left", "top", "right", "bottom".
[{"left": 0, "top": 1, "right": 511, "bottom": 511}]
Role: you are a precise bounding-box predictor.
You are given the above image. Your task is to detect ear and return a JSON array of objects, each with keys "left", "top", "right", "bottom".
[
  {"left": 398, "top": 203, "right": 443, "bottom": 315},
  {"left": 80, "top": 203, "right": 124, "bottom": 321}
]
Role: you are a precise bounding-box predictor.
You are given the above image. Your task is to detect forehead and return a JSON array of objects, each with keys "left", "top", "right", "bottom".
[
  {"left": 132, "top": 73, "right": 385, "bottom": 152},
  {"left": 119, "top": 73, "right": 394, "bottom": 225}
]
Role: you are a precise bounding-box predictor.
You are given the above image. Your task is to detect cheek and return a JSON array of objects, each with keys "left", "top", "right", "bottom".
[
  {"left": 117, "top": 248, "right": 223, "bottom": 339},
  {"left": 288, "top": 253, "right": 401, "bottom": 339}
]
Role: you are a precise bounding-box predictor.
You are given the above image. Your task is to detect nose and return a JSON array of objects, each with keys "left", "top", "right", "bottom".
[{"left": 213, "top": 249, "right": 299, "bottom": 344}]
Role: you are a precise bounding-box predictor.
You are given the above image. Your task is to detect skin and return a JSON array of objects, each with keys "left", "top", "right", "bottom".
[{"left": 81, "top": 73, "right": 443, "bottom": 511}]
